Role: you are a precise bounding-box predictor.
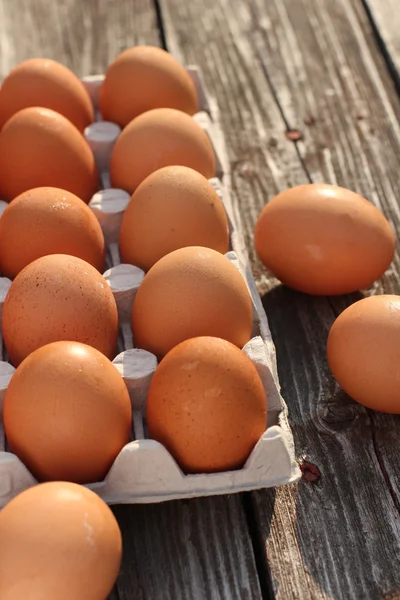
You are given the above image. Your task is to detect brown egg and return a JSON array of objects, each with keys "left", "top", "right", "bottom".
[
  {"left": 327, "top": 294, "right": 400, "bottom": 413},
  {"left": 4, "top": 341, "right": 132, "bottom": 482},
  {"left": 0, "top": 482, "right": 121, "bottom": 600},
  {"left": 0, "top": 187, "right": 105, "bottom": 279},
  {"left": 0, "top": 58, "right": 94, "bottom": 132},
  {"left": 132, "top": 246, "right": 253, "bottom": 359},
  {"left": 0, "top": 107, "right": 99, "bottom": 202},
  {"left": 147, "top": 336, "right": 267, "bottom": 473},
  {"left": 120, "top": 166, "right": 229, "bottom": 271},
  {"left": 110, "top": 108, "right": 215, "bottom": 193},
  {"left": 100, "top": 45, "right": 198, "bottom": 127},
  {"left": 2, "top": 254, "right": 118, "bottom": 366},
  {"left": 254, "top": 183, "right": 395, "bottom": 295}
]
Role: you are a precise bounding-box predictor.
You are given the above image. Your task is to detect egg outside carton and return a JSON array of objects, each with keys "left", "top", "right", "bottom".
[{"left": 0, "top": 67, "right": 300, "bottom": 507}]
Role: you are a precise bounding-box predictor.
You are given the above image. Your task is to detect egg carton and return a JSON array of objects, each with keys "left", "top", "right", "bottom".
[{"left": 0, "top": 67, "right": 300, "bottom": 506}]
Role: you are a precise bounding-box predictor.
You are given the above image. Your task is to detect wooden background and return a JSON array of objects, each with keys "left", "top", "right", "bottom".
[{"left": 1, "top": 0, "right": 400, "bottom": 598}]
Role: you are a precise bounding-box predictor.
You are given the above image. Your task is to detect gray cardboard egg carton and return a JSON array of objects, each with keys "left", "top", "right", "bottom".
[{"left": 0, "top": 67, "right": 300, "bottom": 506}]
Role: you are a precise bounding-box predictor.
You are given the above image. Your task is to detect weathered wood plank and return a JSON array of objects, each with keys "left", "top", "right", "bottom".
[
  {"left": 112, "top": 497, "right": 262, "bottom": 600},
  {"left": 250, "top": 0, "right": 400, "bottom": 595},
  {"left": 250, "top": 0, "right": 400, "bottom": 241},
  {"left": 0, "top": 0, "right": 160, "bottom": 77},
  {"left": 255, "top": 290, "right": 400, "bottom": 600},
  {"left": 0, "top": 2, "right": 266, "bottom": 599},
  {"left": 159, "top": 0, "right": 400, "bottom": 597},
  {"left": 362, "top": 0, "right": 400, "bottom": 87}
]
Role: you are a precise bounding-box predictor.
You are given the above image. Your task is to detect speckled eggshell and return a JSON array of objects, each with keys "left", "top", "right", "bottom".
[
  {"left": 110, "top": 108, "right": 216, "bottom": 194},
  {"left": 0, "top": 187, "right": 105, "bottom": 279},
  {"left": 100, "top": 46, "right": 198, "bottom": 127},
  {"left": 0, "top": 58, "right": 94, "bottom": 132},
  {"left": 4, "top": 341, "right": 132, "bottom": 483},
  {"left": 2, "top": 254, "right": 118, "bottom": 366},
  {"left": 327, "top": 294, "right": 400, "bottom": 413},
  {"left": 0, "top": 482, "right": 122, "bottom": 600},
  {"left": 147, "top": 336, "right": 267, "bottom": 473},
  {"left": 132, "top": 246, "right": 253, "bottom": 359},
  {"left": 254, "top": 183, "right": 396, "bottom": 295},
  {"left": 0, "top": 107, "right": 99, "bottom": 202},
  {"left": 119, "top": 166, "right": 229, "bottom": 271}
]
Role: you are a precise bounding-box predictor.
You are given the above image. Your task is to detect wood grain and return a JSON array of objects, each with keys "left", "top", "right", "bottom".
[
  {"left": 2, "top": 0, "right": 400, "bottom": 597},
  {"left": 0, "top": 2, "right": 267, "bottom": 599},
  {"left": 250, "top": 0, "right": 400, "bottom": 594},
  {"left": 255, "top": 290, "right": 400, "bottom": 600},
  {"left": 250, "top": 0, "right": 400, "bottom": 247},
  {"left": 0, "top": 0, "right": 160, "bottom": 77},
  {"left": 159, "top": 0, "right": 400, "bottom": 597},
  {"left": 111, "top": 497, "right": 262, "bottom": 600}
]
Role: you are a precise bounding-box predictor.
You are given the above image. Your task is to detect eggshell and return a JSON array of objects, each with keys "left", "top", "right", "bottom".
[
  {"left": 0, "top": 187, "right": 105, "bottom": 279},
  {"left": 0, "top": 482, "right": 121, "bottom": 600},
  {"left": 254, "top": 183, "right": 395, "bottom": 295},
  {"left": 2, "top": 254, "right": 118, "bottom": 366},
  {"left": 147, "top": 336, "right": 267, "bottom": 473},
  {"left": 0, "top": 58, "right": 94, "bottom": 132},
  {"left": 327, "top": 294, "right": 400, "bottom": 413},
  {"left": 0, "top": 107, "right": 99, "bottom": 202},
  {"left": 120, "top": 166, "right": 229, "bottom": 271},
  {"left": 110, "top": 108, "right": 216, "bottom": 193},
  {"left": 132, "top": 246, "right": 253, "bottom": 359},
  {"left": 100, "top": 45, "right": 198, "bottom": 127},
  {"left": 4, "top": 341, "right": 132, "bottom": 482}
]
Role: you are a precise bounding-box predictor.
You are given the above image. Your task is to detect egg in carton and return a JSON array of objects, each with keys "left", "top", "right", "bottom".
[{"left": 0, "top": 67, "right": 300, "bottom": 506}]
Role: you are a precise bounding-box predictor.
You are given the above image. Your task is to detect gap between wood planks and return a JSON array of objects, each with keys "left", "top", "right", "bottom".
[
  {"left": 368, "top": 411, "right": 400, "bottom": 515},
  {"left": 153, "top": 0, "right": 400, "bottom": 597},
  {"left": 360, "top": 0, "right": 400, "bottom": 97},
  {"left": 153, "top": 0, "right": 168, "bottom": 50},
  {"left": 242, "top": 492, "right": 276, "bottom": 600}
]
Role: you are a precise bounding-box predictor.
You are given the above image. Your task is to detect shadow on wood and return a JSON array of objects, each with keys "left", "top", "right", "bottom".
[
  {"left": 110, "top": 494, "right": 264, "bottom": 600},
  {"left": 243, "top": 488, "right": 276, "bottom": 600},
  {"left": 263, "top": 284, "right": 365, "bottom": 433},
  {"left": 249, "top": 285, "right": 400, "bottom": 599}
]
